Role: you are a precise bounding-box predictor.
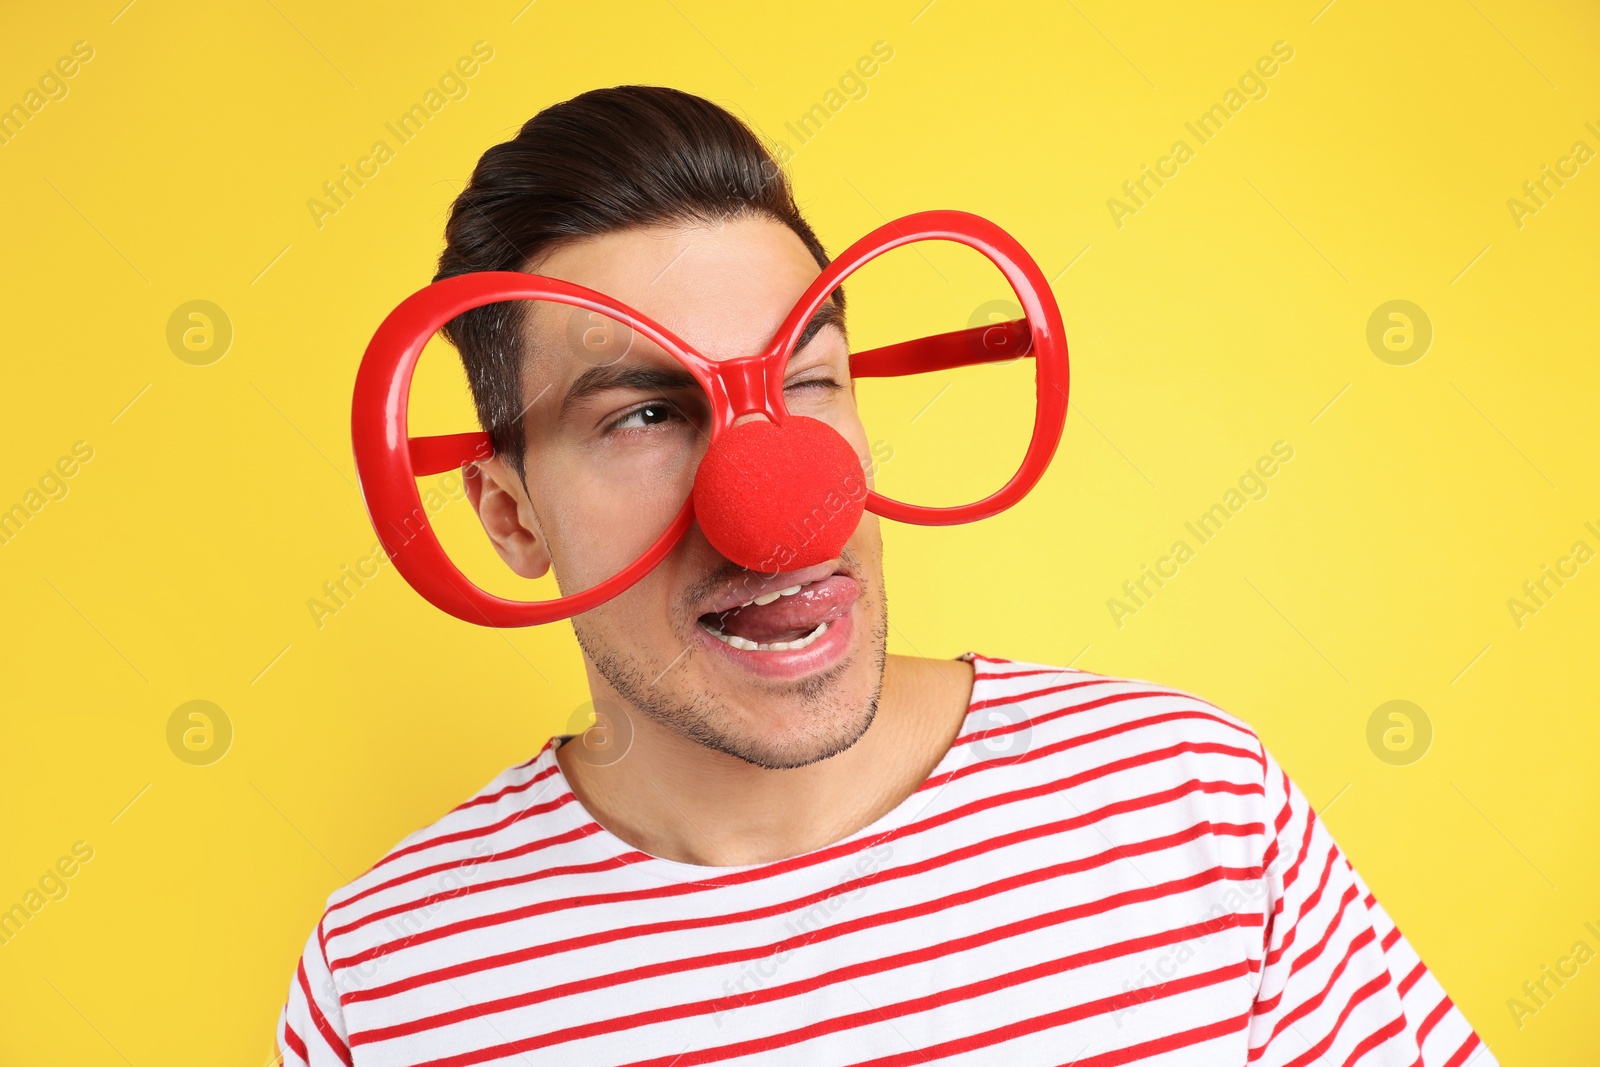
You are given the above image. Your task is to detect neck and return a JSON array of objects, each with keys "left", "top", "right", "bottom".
[{"left": 556, "top": 653, "right": 976, "bottom": 867}]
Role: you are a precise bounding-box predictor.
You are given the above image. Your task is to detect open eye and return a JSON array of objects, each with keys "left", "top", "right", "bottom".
[{"left": 607, "top": 401, "right": 683, "bottom": 433}]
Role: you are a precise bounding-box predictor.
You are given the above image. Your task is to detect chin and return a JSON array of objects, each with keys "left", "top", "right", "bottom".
[
  {"left": 690, "top": 660, "right": 883, "bottom": 771},
  {"left": 571, "top": 539, "right": 889, "bottom": 767}
]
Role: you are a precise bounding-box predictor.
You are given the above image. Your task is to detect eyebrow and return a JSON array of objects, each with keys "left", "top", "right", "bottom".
[
  {"left": 554, "top": 296, "right": 848, "bottom": 422},
  {"left": 557, "top": 363, "right": 700, "bottom": 422},
  {"left": 793, "top": 294, "right": 847, "bottom": 356}
]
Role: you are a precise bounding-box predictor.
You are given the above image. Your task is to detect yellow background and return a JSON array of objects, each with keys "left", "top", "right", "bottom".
[{"left": 2, "top": 0, "right": 1596, "bottom": 1062}]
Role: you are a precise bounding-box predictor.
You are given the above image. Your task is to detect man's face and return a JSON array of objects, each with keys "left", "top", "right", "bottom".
[{"left": 470, "top": 214, "right": 889, "bottom": 771}]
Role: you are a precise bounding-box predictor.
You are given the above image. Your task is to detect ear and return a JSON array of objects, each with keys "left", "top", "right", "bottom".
[{"left": 463, "top": 456, "right": 552, "bottom": 580}]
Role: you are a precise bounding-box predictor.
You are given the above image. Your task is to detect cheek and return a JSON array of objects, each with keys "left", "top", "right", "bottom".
[
  {"left": 811, "top": 397, "right": 872, "bottom": 471},
  {"left": 849, "top": 510, "right": 883, "bottom": 555},
  {"left": 535, "top": 451, "right": 699, "bottom": 577}
]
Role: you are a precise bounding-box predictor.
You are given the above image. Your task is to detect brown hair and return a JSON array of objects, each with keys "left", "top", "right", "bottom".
[{"left": 434, "top": 85, "right": 837, "bottom": 480}]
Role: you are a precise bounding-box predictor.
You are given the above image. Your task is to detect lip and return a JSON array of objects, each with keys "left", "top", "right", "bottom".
[
  {"left": 695, "top": 560, "right": 843, "bottom": 617},
  {"left": 693, "top": 597, "right": 856, "bottom": 680}
]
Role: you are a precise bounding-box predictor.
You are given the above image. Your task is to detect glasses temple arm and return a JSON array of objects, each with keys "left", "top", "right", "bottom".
[
  {"left": 407, "top": 431, "right": 494, "bottom": 477},
  {"left": 847, "top": 317, "right": 1032, "bottom": 378}
]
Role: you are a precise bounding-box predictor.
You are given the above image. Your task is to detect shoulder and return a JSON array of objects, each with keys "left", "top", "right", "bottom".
[
  {"left": 959, "top": 653, "right": 1282, "bottom": 924},
  {"left": 306, "top": 741, "right": 578, "bottom": 979},
  {"left": 963, "top": 651, "right": 1270, "bottom": 797},
  {"left": 334, "top": 743, "right": 567, "bottom": 905}
]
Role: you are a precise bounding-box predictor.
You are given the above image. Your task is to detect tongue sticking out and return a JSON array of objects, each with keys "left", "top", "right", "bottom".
[{"left": 704, "top": 575, "right": 859, "bottom": 643}]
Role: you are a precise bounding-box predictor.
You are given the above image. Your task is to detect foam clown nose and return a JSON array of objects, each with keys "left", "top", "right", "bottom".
[{"left": 690, "top": 415, "right": 866, "bottom": 571}]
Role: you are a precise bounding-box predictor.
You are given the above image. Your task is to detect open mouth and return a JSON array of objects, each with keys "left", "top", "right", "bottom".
[{"left": 696, "top": 567, "right": 858, "bottom": 653}]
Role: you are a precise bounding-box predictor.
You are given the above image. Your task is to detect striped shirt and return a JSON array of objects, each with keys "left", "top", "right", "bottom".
[{"left": 276, "top": 652, "right": 1495, "bottom": 1066}]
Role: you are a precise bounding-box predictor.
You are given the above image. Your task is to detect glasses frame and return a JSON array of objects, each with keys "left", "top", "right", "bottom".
[{"left": 350, "top": 209, "right": 1069, "bottom": 627}]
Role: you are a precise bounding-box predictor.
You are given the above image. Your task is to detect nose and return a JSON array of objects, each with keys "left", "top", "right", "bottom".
[{"left": 690, "top": 415, "right": 866, "bottom": 572}]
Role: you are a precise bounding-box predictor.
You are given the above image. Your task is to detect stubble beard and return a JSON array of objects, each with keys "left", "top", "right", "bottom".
[{"left": 571, "top": 564, "right": 890, "bottom": 772}]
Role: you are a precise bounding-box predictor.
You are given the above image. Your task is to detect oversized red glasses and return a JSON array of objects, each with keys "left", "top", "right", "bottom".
[{"left": 350, "top": 209, "right": 1069, "bottom": 627}]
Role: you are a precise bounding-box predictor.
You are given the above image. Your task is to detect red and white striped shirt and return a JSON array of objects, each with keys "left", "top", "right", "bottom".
[{"left": 277, "top": 653, "right": 1495, "bottom": 1066}]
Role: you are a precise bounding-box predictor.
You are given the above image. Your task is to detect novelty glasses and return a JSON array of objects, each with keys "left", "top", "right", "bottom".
[{"left": 350, "top": 210, "right": 1069, "bottom": 627}]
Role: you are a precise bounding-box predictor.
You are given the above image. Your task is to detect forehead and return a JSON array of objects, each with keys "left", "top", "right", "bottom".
[{"left": 525, "top": 215, "right": 824, "bottom": 364}]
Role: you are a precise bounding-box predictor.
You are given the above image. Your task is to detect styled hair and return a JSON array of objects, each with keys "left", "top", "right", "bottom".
[{"left": 433, "top": 85, "right": 837, "bottom": 480}]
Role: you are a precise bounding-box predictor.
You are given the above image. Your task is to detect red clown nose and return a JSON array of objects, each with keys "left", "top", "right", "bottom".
[{"left": 690, "top": 416, "right": 867, "bottom": 571}]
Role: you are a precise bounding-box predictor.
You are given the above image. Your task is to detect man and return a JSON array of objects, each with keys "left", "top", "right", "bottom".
[{"left": 277, "top": 85, "right": 1494, "bottom": 1065}]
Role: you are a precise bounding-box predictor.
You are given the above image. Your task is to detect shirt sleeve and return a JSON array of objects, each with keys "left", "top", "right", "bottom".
[
  {"left": 276, "top": 918, "right": 353, "bottom": 1066},
  {"left": 1247, "top": 746, "right": 1497, "bottom": 1067}
]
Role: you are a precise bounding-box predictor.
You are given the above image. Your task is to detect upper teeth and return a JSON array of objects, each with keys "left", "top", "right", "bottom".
[{"left": 740, "top": 583, "right": 804, "bottom": 609}]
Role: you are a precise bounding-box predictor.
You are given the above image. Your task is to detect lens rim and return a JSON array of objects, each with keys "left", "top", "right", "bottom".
[
  {"left": 765, "top": 209, "right": 1070, "bottom": 526},
  {"left": 352, "top": 275, "right": 711, "bottom": 627}
]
